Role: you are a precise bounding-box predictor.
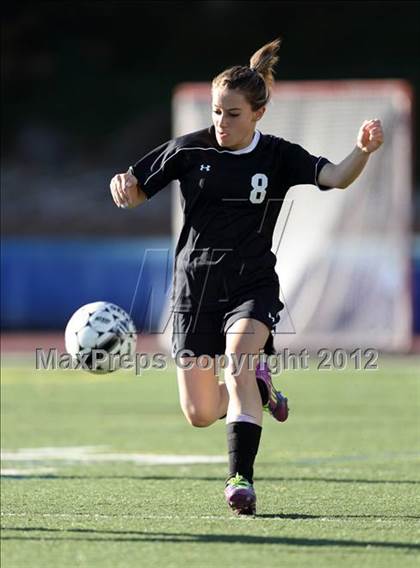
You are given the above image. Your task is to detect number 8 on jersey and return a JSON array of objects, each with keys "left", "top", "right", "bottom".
[{"left": 249, "top": 173, "right": 268, "bottom": 204}]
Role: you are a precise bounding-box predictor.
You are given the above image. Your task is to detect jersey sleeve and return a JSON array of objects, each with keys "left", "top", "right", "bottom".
[
  {"left": 130, "top": 138, "right": 186, "bottom": 199},
  {"left": 281, "top": 140, "right": 333, "bottom": 191}
]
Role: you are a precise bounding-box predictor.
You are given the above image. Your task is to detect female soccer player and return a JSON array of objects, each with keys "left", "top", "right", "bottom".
[{"left": 110, "top": 38, "right": 383, "bottom": 515}]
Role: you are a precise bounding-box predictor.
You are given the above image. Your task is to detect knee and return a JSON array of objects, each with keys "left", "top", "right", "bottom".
[{"left": 182, "top": 406, "right": 215, "bottom": 428}]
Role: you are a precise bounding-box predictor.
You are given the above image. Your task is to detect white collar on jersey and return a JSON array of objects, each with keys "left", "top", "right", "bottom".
[{"left": 225, "top": 130, "right": 261, "bottom": 155}]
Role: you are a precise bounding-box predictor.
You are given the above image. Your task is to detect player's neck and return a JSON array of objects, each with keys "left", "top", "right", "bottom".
[{"left": 228, "top": 130, "right": 257, "bottom": 151}]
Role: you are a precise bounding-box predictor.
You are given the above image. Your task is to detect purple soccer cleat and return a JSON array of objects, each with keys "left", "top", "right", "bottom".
[
  {"left": 224, "top": 473, "right": 256, "bottom": 516},
  {"left": 256, "top": 362, "right": 289, "bottom": 422}
]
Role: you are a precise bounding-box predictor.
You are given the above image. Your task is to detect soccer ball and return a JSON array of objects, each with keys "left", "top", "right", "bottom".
[{"left": 65, "top": 301, "right": 137, "bottom": 373}]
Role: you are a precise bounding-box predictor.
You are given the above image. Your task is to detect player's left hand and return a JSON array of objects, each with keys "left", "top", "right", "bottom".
[{"left": 357, "top": 119, "right": 384, "bottom": 154}]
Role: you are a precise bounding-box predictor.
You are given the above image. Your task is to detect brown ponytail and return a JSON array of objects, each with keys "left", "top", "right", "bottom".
[
  {"left": 249, "top": 38, "right": 281, "bottom": 92},
  {"left": 212, "top": 38, "right": 282, "bottom": 110}
]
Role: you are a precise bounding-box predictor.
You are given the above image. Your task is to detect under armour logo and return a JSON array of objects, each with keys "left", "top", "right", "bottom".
[{"left": 200, "top": 164, "right": 211, "bottom": 172}]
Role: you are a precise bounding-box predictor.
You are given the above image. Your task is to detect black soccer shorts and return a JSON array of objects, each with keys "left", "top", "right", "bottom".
[{"left": 171, "top": 286, "right": 283, "bottom": 358}]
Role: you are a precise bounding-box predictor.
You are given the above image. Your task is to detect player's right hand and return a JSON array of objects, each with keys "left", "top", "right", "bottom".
[{"left": 110, "top": 170, "right": 142, "bottom": 208}]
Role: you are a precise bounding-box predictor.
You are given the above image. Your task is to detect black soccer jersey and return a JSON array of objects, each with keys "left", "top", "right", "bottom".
[{"left": 131, "top": 126, "right": 332, "bottom": 312}]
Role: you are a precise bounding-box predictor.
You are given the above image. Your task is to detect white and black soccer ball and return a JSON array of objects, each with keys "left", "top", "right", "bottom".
[{"left": 65, "top": 301, "right": 137, "bottom": 373}]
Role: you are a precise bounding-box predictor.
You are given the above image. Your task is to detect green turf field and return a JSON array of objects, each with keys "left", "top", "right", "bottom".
[{"left": 1, "top": 355, "right": 420, "bottom": 567}]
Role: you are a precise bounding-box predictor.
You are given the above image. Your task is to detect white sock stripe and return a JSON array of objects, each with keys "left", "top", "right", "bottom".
[{"left": 226, "top": 413, "right": 260, "bottom": 426}]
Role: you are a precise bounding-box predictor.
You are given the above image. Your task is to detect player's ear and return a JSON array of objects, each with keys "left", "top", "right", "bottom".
[{"left": 254, "top": 106, "right": 266, "bottom": 122}]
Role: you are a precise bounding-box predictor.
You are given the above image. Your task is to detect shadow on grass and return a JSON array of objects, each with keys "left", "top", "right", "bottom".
[
  {"left": 1, "top": 526, "right": 419, "bottom": 550},
  {"left": 2, "top": 474, "right": 419, "bottom": 485},
  {"left": 257, "top": 513, "right": 420, "bottom": 520}
]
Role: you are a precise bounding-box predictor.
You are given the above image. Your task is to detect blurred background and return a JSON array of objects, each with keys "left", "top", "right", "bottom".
[{"left": 1, "top": 0, "right": 420, "bottom": 352}]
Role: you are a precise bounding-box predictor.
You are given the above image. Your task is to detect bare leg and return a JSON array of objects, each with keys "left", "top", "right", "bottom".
[
  {"left": 224, "top": 318, "right": 270, "bottom": 426},
  {"left": 176, "top": 357, "right": 229, "bottom": 427}
]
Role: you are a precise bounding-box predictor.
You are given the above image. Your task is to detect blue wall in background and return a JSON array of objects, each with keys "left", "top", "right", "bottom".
[
  {"left": 413, "top": 236, "right": 420, "bottom": 334},
  {"left": 2, "top": 237, "right": 420, "bottom": 333},
  {"left": 1, "top": 238, "right": 174, "bottom": 332}
]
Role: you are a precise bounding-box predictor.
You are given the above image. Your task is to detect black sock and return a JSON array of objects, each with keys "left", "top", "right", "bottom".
[{"left": 226, "top": 421, "right": 262, "bottom": 484}]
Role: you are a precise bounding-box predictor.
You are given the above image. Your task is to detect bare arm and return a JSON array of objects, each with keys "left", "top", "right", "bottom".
[
  {"left": 110, "top": 169, "right": 147, "bottom": 208},
  {"left": 318, "top": 119, "right": 384, "bottom": 189}
]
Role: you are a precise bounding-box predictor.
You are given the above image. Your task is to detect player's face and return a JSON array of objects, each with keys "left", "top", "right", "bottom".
[{"left": 212, "top": 87, "right": 265, "bottom": 150}]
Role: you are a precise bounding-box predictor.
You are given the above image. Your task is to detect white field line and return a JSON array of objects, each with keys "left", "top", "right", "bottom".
[
  {"left": 1, "top": 468, "right": 56, "bottom": 476},
  {"left": 2, "top": 447, "right": 418, "bottom": 469},
  {"left": 1, "top": 446, "right": 227, "bottom": 465}
]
